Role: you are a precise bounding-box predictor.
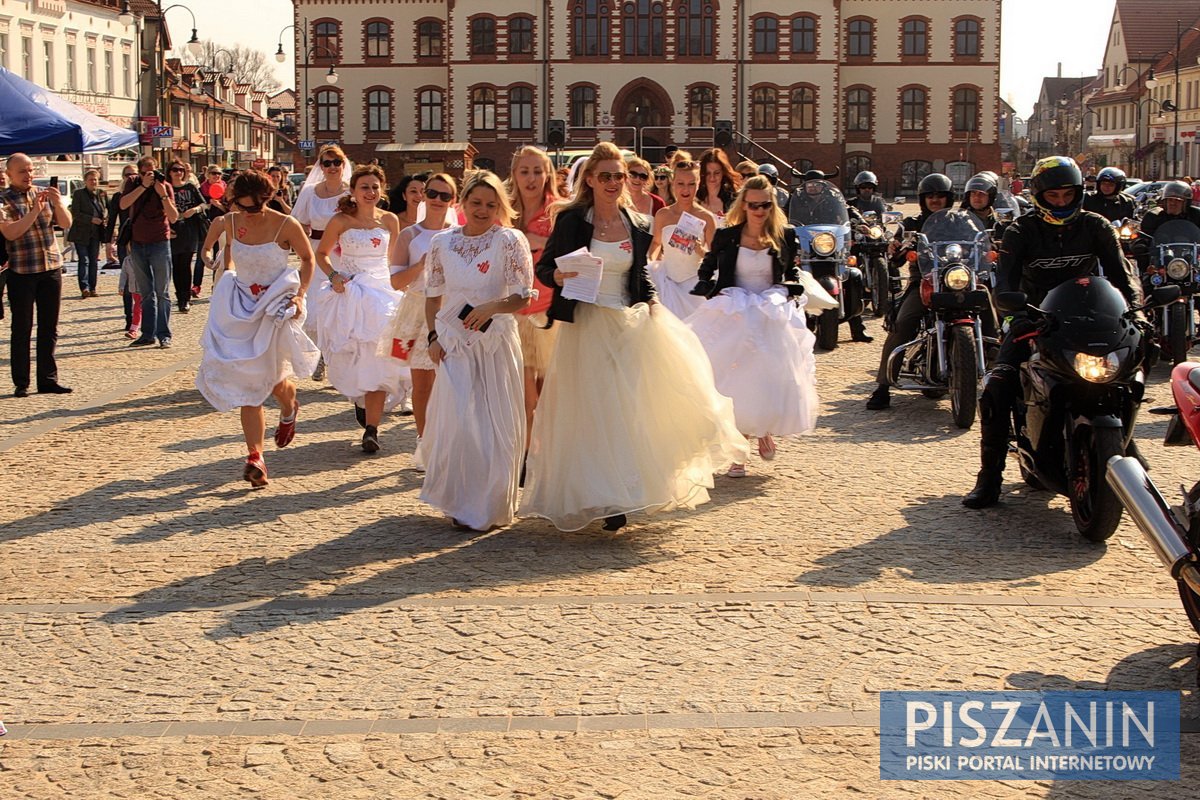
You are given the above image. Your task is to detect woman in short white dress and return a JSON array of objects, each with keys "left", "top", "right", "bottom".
[
  {"left": 196, "top": 170, "right": 320, "bottom": 488},
  {"left": 687, "top": 175, "right": 819, "bottom": 478},
  {"left": 648, "top": 157, "right": 717, "bottom": 320},
  {"left": 420, "top": 172, "right": 535, "bottom": 531},
  {"left": 313, "top": 164, "right": 406, "bottom": 453}
]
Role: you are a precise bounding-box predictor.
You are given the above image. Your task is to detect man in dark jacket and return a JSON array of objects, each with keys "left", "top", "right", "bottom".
[{"left": 1082, "top": 166, "right": 1136, "bottom": 223}]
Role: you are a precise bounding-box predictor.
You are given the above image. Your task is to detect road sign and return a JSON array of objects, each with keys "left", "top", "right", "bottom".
[{"left": 150, "top": 125, "right": 173, "bottom": 138}]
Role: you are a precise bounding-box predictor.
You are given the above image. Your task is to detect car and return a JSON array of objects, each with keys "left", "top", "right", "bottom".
[
  {"left": 288, "top": 172, "right": 305, "bottom": 195},
  {"left": 1126, "top": 180, "right": 1171, "bottom": 202},
  {"left": 33, "top": 176, "right": 85, "bottom": 199}
]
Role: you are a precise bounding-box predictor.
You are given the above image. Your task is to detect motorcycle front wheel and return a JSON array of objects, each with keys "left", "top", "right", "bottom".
[
  {"left": 816, "top": 309, "right": 839, "bottom": 351},
  {"left": 1168, "top": 301, "right": 1190, "bottom": 366},
  {"left": 871, "top": 259, "right": 890, "bottom": 318},
  {"left": 949, "top": 325, "right": 978, "bottom": 429},
  {"left": 1068, "top": 425, "right": 1125, "bottom": 542}
]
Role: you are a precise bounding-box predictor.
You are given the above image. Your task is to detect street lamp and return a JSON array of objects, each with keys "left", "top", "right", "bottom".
[
  {"left": 275, "top": 25, "right": 295, "bottom": 64},
  {"left": 274, "top": 21, "right": 339, "bottom": 148}
]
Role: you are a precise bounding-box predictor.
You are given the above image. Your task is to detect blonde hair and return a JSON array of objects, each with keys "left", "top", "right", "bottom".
[
  {"left": 556, "top": 142, "right": 631, "bottom": 222},
  {"left": 461, "top": 170, "right": 516, "bottom": 228},
  {"left": 425, "top": 171, "right": 459, "bottom": 198},
  {"left": 506, "top": 145, "right": 560, "bottom": 231},
  {"left": 669, "top": 149, "right": 695, "bottom": 169},
  {"left": 726, "top": 175, "right": 786, "bottom": 252},
  {"left": 317, "top": 144, "right": 347, "bottom": 163},
  {"left": 735, "top": 159, "right": 760, "bottom": 175}
]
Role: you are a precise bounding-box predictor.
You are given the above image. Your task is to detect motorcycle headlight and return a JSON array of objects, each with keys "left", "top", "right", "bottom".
[
  {"left": 812, "top": 232, "right": 838, "bottom": 256},
  {"left": 944, "top": 243, "right": 964, "bottom": 261},
  {"left": 1166, "top": 257, "right": 1191, "bottom": 280},
  {"left": 944, "top": 266, "right": 971, "bottom": 291},
  {"left": 1119, "top": 225, "right": 1135, "bottom": 240},
  {"left": 1073, "top": 351, "right": 1121, "bottom": 383},
  {"left": 868, "top": 225, "right": 884, "bottom": 240}
]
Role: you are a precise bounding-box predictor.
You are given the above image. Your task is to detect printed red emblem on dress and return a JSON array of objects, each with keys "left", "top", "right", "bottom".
[
  {"left": 478, "top": 260, "right": 490, "bottom": 274},
  {"left": 619, "top": 241, "right": 633, "bottom": 253},
  {"left": 371, "top": 237, "right": 382, "bottom": 248}
]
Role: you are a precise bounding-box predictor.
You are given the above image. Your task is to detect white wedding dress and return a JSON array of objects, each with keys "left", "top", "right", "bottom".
[{"left": 648, "top": 223, "right": 706, "bottom": 320}]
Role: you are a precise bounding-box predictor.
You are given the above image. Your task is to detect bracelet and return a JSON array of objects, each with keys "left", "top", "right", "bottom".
[
  {"left": 427, "top": 330, "right": 438, "bottom": 345},
  {"left": 327, "top": 270, "right": 341, "bottom": 280}
]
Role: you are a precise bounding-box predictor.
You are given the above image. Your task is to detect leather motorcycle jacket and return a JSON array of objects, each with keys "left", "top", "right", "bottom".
[
  {"left": 849, "top": 194, "right": 887, "bottom": 218},
  {"left": 1081, "top": 190, "right": 1136, "bottom": 223},
  {"left": 1139, "top": 204, "right": 1200, "bottom": 239}
]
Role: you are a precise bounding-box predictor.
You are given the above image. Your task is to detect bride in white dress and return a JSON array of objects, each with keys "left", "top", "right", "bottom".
[
  {"left": 648, "top": 159, "right": 717, "bottom": 320},
  {"left": 420, "top": 171, "right": 534, "bottom": 531},
  {"left": 196, "top": 170, "right": 320, "bottom": 488},
  {"left": 313, "top": 164, "right": 406, "bottom": 453}
]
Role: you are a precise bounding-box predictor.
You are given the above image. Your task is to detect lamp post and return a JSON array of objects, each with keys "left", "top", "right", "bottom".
[
  {"left": 1133, "top": 97, "right": 1170, "bottom": 177},
  {"left": 119, "top": 2, "right": 203, "bottom": 159},
  {"left": 1145, "top": 20, "right": 1200, "bottom": 177},
  {"left": 275, "top": 22, "right": 339, "bottom": 155}
]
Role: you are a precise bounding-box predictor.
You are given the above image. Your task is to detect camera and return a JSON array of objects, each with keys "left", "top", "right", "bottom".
[{"left": 153, "top": 170, "right": 167, "bottom": 182}]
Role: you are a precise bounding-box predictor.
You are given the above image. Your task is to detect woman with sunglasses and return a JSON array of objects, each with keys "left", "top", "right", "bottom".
[
  {"left": 420, "top": 172, "right": 534, "bottom": 531},
  {"left": 313, "top": 164, "right": 407, "bottom": 453},
  {"left": 648, "top": 158, "right": 717, "bottom": 320},
  {"left": 687, "top": 175, "right": 819, "bottom": 478},
  {"left": 651, "top": 167, "right": 674, "bottom": 205},
  {"left": 625, "top": 156, "right": 664, "bottom": 219},
  {"left": 696, "top": 149, "right": 742, "bottom": 227},
  {"left": 388, "top": 173, "right": 459, "bottom": 467},
  {"left": 519, "top": 142, "right": 746, "bottom": 532},
  {"left": 167, "top": 161, "right": 208, "bottom": 313},
  {"left": 195, "top": 170, "right": 320, "bottom": 488}
]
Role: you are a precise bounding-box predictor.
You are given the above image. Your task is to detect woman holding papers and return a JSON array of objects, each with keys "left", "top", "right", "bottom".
[
  {"left": 687, "top": 175, "right": 819, "bottom": 478},
  {"left": 520, "top": 142, "right": 747, "bottom": 532},
  {"left": 420, "top": 171, "right": 535, "bottom": 531},
  {"left": 648, "top": 159, "right": 717, "bottom": 319}
]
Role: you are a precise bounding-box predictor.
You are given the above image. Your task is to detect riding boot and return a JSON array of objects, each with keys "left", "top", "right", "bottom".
[
  {"left": 849, "top": 316, "right": 874, "bottom": 343},
  {"left": 963, "top": 444, "right": 1007, "bottom": 509}
]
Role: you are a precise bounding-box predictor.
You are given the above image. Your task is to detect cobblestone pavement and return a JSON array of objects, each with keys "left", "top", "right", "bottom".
[{"left": 0, "top": 271, "right": 1198, "bottom": 798}]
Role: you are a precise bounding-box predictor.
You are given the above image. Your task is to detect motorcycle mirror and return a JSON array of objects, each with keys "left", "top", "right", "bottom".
[{"left": 995, "top": 291, "right": 1028, "bottom": 314}]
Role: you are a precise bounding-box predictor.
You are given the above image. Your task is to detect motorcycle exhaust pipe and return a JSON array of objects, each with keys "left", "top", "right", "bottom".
[{"left": 1105, "top": 456, "right": 1200, "bottom": 595}]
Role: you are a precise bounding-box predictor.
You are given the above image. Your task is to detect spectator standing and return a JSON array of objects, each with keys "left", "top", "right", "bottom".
[
  {"left": 167, "top": 161, "right": 208, "bottom": 313},
  {"left": 0, "top": 170, "right": 8, "bottom": 321},
  {"left": 120, "top": 157, "right": 178, "bottom": 348},
  {"left": 66, "top": 169, "right": 107, "bottom": 298},
  {"left": 266, "top": 167, "right": 293, "bottom": 214},
  {"left": 0, "top": 153, "right": 73, "bottom": 396}
]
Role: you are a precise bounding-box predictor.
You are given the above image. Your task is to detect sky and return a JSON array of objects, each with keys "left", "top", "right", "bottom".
[{"left": 180, "top": 0, "right": 1114, "bottom": 118}]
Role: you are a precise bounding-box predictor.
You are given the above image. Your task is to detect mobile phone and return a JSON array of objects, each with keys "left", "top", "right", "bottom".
[
  {"left": 458, "top": 303, "right": 493, "bottom": 332},
  {"left": 49, "top": 177, "right": 58, "bottom": 190}
]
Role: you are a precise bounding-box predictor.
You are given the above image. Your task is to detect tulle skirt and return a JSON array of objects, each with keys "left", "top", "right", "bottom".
[
  {"left": 687, "top": 287, "right": 819, "bottom": 437},
  {"left": 515, "top": 312, "right": 559, "bottom": 378},
  {"left": 196, "top": 270, "right": 320, "bottom": 411},
  {"left": 312, "top": 270, "right": 406, "bottom": 408},
  {"left": 648, "top": 260, "right": 706, "bottom": 321},
  {"left": 520, "top": 302, "right": 748, "bottom": 531}
]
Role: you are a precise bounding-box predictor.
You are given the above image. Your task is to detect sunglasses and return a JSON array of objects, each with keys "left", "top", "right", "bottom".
[
  {"left": 745, "top": 201, "right": 774, "bottom": 211},
  {"left": 236, "top": 200, "right": 265, "bottom": 213},
  {"left": 425, "top": 188, "right": 454, "bottom": 202},
  {"left": 169, "top": 167, "right": 186, "bottom": 173},
  {"left": 628, "top": 170, "right": 650, "bottom": 181},
  {"left": 321, "top": 158, "right": 344, "bottom": 168},
  {"left": 654, "top": 173, "right": 670, "bottom": 180},
  {"left": 674, "top": 161, "right": 697, "bottom": 170},
  {"left": 594, "top": 171, "right": 626, "bottom": 184}
]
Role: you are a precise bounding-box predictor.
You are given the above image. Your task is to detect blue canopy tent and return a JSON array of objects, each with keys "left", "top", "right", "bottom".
[{"left": 0, "top": 66, "right": 139, "bottom": 156}]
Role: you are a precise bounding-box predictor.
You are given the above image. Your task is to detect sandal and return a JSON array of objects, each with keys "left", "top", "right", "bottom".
[
  {"left": 274, "top": 401, "right": 299, "bottom": 448},
  {"left": 243, "top": 452, "right": 269, "bottom": 488},
  {"left": 726, "top": 463, "right": 747, "bottom": 478},
  {"left": 757, "top": 434, "right": 776, "bottom": 461}
]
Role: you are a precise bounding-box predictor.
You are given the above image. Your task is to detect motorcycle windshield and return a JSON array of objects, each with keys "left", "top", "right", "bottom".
[
  {"left": 1152, "top": 219, "right": 1200, "bottom": 248},
  {"left": 917, "top": 209, "right": 987, "bottom": 275},
  {"left": 994, "top": 190, "right": 1022, "bottom": 220},
  {"left": 1040, "top": 275, "right": 1129, "bottom": 331},
  {"left": 788, "top": 180, "right": 850, "bottom": 226}
]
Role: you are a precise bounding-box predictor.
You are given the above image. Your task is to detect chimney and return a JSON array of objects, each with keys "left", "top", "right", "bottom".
[{"left": 1057, "top": 62, "right": 1062, "bottom": 78}]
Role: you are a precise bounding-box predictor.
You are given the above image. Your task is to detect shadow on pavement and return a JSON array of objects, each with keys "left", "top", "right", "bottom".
[{"left": 817, "top": 395, "right": 979, "bottom": 444}]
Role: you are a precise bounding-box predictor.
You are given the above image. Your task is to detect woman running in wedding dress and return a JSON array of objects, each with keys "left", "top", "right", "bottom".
[{"left": 648, "top": 156, "right": 717, "bottom": 320}]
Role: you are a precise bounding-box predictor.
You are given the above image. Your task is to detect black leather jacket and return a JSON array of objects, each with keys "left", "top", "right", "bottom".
[
  {"left": 695, "top": 223, "right": 801, "bottom": 298},
  {"left": 1082, "top": 190, "right": 1136, "bottom": 223},
  {"left": 849, "top": 193, "right": 887, "bottom": 218}
]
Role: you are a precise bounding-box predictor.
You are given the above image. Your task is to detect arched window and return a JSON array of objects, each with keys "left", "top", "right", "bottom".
[
  {"left": 365, "top": 21, "right": 390, "bottom": 58},
  {"left": 314, "top": 89, "right": 338, "bottom": 131},
  {"left": 366, "top": 89, "right": 391, "bottom": 133},
  {"left": 752, "top": 86, "right": 777, "bottom": 130},
  {"left": 847, "top": 19, "right": 872, "bottom": 57},
  {"left": 955, "top": 19, "right": 980, "bottom": 56},
  {"left": 846, "top": 154, "right": 872, "bottom": 179},
  {"left": 471, "top": 18, "right": 496, "bottom": 56},
  {"left": 573, "top": 0, "right": 610, "bottom": 56},
  {"left": 794, "top": 158, "right": 814, "bottom": 174},
  {"left": 471, "top": 87, "right": 496, "bottom": 130},
  {"left": 509, "top": 86, "right": 533, "bottom": 130},
  {"left": 790, "top": 86, "right": 815, "bottom": 131},
  {"left": 417, "top": 21, "right": 443, "bottom": 58},
  {"left": 419, "top": 89, "right": 443, "bottom": 132},
  {"left": 901, "top": 160, "right": 934, "bottom": 192},
  {"left": 678, "top": 0, "right": 715, "bottom": 57},
  {"left": 687, "top": 85, "right": 714, "bottom": 128},
  {"left": 791, "top": 16, "right": 816, "bottom": 54},
  {"left": 754, "top": 17, "right": 778, "bottom": 55},
  {"left": 845, "top": 88, "right": 871, "bottom": 132},
  {"left": 313, "top": 21, "right": 338, "bottom": 61},
  {"left": 901, "top": 88, "right": 926, "bottom": 131},
  {"left": 953, "top": 88, "right": 979, "bottom": 132},
  {"left": 902, "top": 19, "right": 927, "bottom": 57},
  {"left": 622, "top": 1, "right": 664, "bottom": 57},
  {"left": 571, "top": 85, "right": 597, "bottom": 127},
  {"left": 510, "top": 16, "right": 534, "bottom": 55}
]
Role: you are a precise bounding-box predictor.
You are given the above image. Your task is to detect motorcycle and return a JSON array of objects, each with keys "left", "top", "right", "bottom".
[
  {"left": 789, "top": 179, "right": 866, "bottom": 350},
  {"left": 1106, "top": 361, "right": 1200, "bottom": 638},
  {"left": 1114, "top": 217, "right": 1140, "bottom": 261},
  {"left": 1144, "top": 219, "right": 1200, "bottom": 366},
  {"left": 885, "top": 210, "right": 995, "bottom": 429},
  {"left": 995, "top": 279, "right": 1179, "bottom": 541},
  {"left": 856, "top": 210, "right": 902, "bottom": 318}
]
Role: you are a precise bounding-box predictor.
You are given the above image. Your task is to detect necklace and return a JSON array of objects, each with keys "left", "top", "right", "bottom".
[{"left": 594, "top": 209, "right": 623, "bottom": 235}]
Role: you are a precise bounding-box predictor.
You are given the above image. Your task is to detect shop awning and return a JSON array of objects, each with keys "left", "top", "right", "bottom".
[{"left": 1086, "top": 133, "right": 1136, "bottom": 148}]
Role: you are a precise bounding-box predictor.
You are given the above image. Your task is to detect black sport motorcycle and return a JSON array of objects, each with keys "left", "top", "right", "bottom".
[{"left": 996, "top": 278, "right": 1179, "bottom": 541}]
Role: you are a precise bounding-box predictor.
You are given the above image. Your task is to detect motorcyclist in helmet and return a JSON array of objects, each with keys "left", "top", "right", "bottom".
[
  {"left": 758, "top": 163, "right": 791, "bottom": 214},
  {"left": 963, "top": 156, "right": 1144, "bottom": 508},
  {"left": 1133, "top": 181, "right": 1200, "bottom": 271},
  {"left": 848, "top": 171, "right": 887, "bottom": 218},
  {"left": 865, "top": 172, "right": 955, "bottom": 409},
  {"left": 1082, "top": 167, "right": 1136, "bottom": 223},
  {"left": 795, "top": 172, "right": 872, "bottom": 343},
  {"left": 960, "top": 172, "right": 1003, "bottom": 229}
]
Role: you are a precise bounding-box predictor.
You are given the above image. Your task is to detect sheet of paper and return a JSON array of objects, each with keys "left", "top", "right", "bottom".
[
  {"left": 668, "top": 211, "right": 706, "bottom": 256},
  {"left": 556, "top": 247, "right": 605, "bottom": 303}
]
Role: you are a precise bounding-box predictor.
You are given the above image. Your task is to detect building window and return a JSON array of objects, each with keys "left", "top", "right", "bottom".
[
  {"left": 687, "top": 85, "right": 714, "bottom": 128},
  {"left": 754, "top": 17, "right": 778, "bottom": 55},
  {"left": 901, "top": 160, "right": 934, "bottom": 192},
  {"left": 902, "top": 20, "right": 927, "bottom": 57},
  {"left": 573, "top": 0, "right": 610, "bottom": 57},
  {"left": 954, "top": 88, "right": 979, "bottom": 132},
  {"left": 87, "top": 46, "right": 96, "bottom": 91},
  {"left": 752, "top": 87, "right": 777, "bottom": 130},
  {"left": 122, "top": 52, "right": 131, "bottom": 96},
  {"left": 790, "top": 86, "right": 815, "bottom": 131},
  {"left": 846, "top": 154, "right": 872, "bottom": 178},
  {"left": 419, "top": 89, "right": 443, "bottom": 132},
  {"left": 104, "top": 50, "right": 113, "bottom": 95},
  {"left": 418, "top": 21, "right": 443, "bottom": 57},
  {"left": 955, "top": 19, "right": 980, "bottom": 56},
  {"left": 791, "top": 16, "right": 816, "bottom": 54},
  {"left": 313, "top": 21, "right": 338, "bottom": 60},
  {"left": 365, "top": 21, "right": 389, "bottom": 58},
  {"left": 43, "top": 41, "right": 52, "bottom": 87},
  {"left": 510, "top": 16, "right": 534, "bottom": 55},
  {"left": 509, "top": 86, "right": 534, "bottom": 130},
  {"left": 315, "top": 89, "right": 339, "bottom": 131},
  {"left": 21, "top": 37, "right": 31, "bottom": 80},
  {"left": 570, "top": 85, "right": 596, "bottom": 127},
  {"left": 472, "top": 87, "right": 496, "bottom": 130},
  {"left": 622, "top": 1, "right": 664, "bottom": 57},
  {"left": 678, "top": 0, "right": 714, "bottom": 57},
  {"left": 901, "top": 88, "right": 926, "bottom": 131},
  {"left": 366, "top": 89, "right": 390, "bottom": 133},
  {"left": 0, "top": 34, "right": 7, "bottom": 70},
  {"left": 65, "top": 43, "right": 75, "bottom": 89},
  {"left": 847, "top": 19, "right": 872, "bottom": 57},
  {"left": 471, "top": 18, "right": 496, "bottom": 56},
  {"left": 794, "top": 158, "right": 814, "bottom": 174},
  {"left": 845, "top": 88, "right": 871, "bottom": 132}
]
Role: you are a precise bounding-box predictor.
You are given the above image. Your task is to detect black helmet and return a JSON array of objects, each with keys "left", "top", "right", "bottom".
[
  {"left": 1096, "top": 166, "right": 1126, "bottom": 192},
  {"left": 757, "top": 163, "right": 779, "bottom": 185},
  {"left": 917, "top": 172, "right": 954, "bottom": 213},
  {"left": 854, "top": 170, "right": 878, "bottom": 188},
  {"left": 802, "top": 169, "right": 825, "bottom": 183},
  {"left": 963, "top": 172, "right": 998, "bottom": 205},
  {"left": 1030, "top": 156, "right": 1084, "bottom": 226},
  {"left": 1162, "top": 180, "right": 1193, "bottom": 202}
]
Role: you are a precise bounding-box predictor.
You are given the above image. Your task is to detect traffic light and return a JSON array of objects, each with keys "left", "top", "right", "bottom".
[
  {"left": 714, "top": 119, "right": 734, "bottom": 148},
  {"left": 547, "top": 119, "right": 566, "bottom": 148}
]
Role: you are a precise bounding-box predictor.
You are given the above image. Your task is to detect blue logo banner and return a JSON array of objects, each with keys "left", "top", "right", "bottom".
[{"left": 880, "top": 690, "right": 1180, "bottom": 780}]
